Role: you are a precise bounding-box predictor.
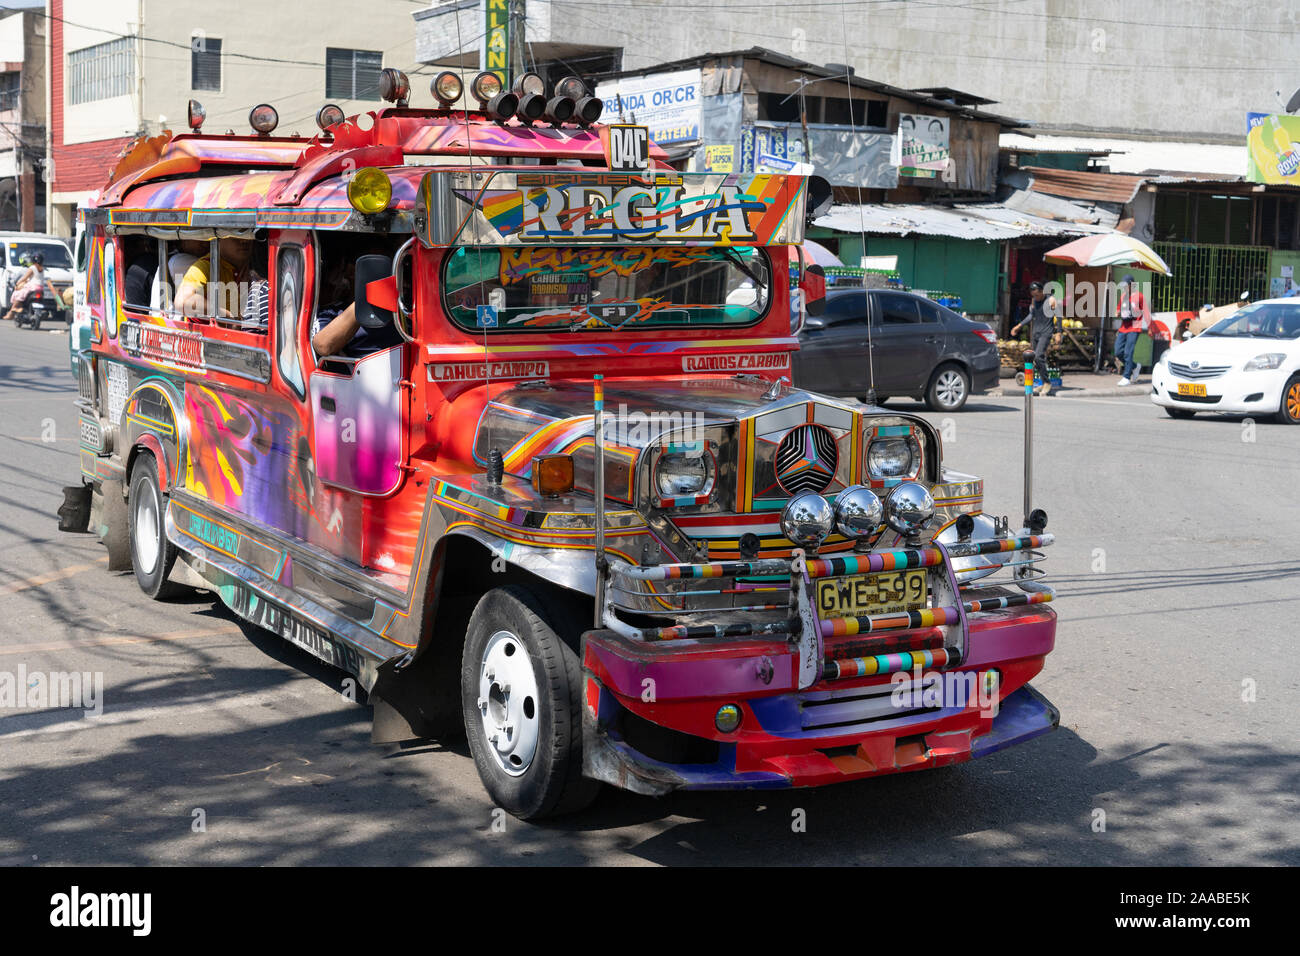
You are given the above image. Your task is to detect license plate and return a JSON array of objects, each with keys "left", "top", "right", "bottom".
[
  {"left": 1177, "top": 383, "right": 1207, "bottom": 397},
  {"left": 816, "top": 569, "right": 928, "bottom": 619}
]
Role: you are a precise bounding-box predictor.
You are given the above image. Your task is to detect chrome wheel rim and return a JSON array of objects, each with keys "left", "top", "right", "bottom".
[
  {"left": 134, "top": 484, "right": 160, "bottom": 575},
  {"left": 476, "top": 630, "right": 541, "bottom": 776},
  {"left": 935, "top": 370, "right": 966, "bottom": 407}
]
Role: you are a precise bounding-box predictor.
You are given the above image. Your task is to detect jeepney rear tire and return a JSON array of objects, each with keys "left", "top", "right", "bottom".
[
  {"left": 460, "top": 585, "right": 599, "bottom": 820},
  {"left": 127, "top": 455, "right": 180, "bottom": 600}
]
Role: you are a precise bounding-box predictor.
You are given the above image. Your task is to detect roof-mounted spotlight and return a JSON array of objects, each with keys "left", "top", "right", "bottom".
[
  {"left": 543, "top": 95, "right": 575, "bottom": 125},
  {"left": 187, "top": 99, "right": 206, "bottom": 131},
  {"left": 432, "top": 71, "right": 463, "bottom": 108},
  {"left": 316, "top": 103, "right": 345, "bottom": 132},
  {"left": 249, "top": 103, "right": 279, "bottom": 136},
  {"left": 471, "top": 71, "right": 517, "bottom": 120},
  {"left": 554, "top": 76, "right": 602, "bottom": 126},
  {"left": 378, "top": 68, "right": 411, "bottom": 107},
  {"left": 575, "top": 95, "right": 603, "bottom": 125},
  {"left": 512, "top": 72, "right": 546, "bottom": 125}
]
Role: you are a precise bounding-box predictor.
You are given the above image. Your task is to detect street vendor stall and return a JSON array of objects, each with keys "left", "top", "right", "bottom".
[{"left": 1043, "top": 233, "right": 1172, "bottom": 372}]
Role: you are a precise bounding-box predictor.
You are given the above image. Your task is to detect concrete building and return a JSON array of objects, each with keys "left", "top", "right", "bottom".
[
  {"left": 414, "top": 0, "right": 1299, "bottom": 144},
  {"left": 0, "top": 8, "right": 45, "bottom": 232},
  {"left": 47, "top": 0, "right": 420, "bottom": 236}
]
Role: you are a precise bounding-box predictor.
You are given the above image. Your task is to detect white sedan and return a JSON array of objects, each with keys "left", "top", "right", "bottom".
[{"left": 1151, "top": 299, "right": 1300, "bottom": 424}]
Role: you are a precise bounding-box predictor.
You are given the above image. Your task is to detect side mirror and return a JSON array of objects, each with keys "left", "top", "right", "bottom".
[
  {"left": 354, "top": 254, "right": 395, "bottom": 330},
  {"left": 802, "top": 263, "right": 827, "bottom": 316},
  {"left": 805, "top": 175, "right": 833, "bottom": 224}
]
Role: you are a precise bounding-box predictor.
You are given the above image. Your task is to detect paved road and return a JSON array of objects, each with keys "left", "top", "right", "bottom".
[{"left": 1, "top": 323, "right": 1296, "bottom": 865}]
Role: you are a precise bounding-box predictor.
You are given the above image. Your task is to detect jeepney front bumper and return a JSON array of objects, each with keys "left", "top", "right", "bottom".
[{"left": 580, "top": 533, "right": 1060, "bottom": 794}]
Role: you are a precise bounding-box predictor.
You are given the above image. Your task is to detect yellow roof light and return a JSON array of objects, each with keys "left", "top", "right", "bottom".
[{"left": 347, "top": 167, "right": 392, "bottom": 215}]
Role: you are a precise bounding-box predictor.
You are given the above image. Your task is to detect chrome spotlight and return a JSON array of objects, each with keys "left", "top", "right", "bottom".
[
  {"left": 781, "top": 493, "right": 834, "bottom": 550},
  {"left": 884, "top": 481, "right": 934, "bottom": 536},
  {"left": 834, "top": 484, "right": 883, "bottom": 539}
]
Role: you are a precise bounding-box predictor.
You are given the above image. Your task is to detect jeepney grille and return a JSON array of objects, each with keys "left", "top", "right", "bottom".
[
  {"left": 77, "top": 357, "right": 95, "bottom": 403},
  {"left": 1168, "top": 361, "right": 1230, "bottom": 381},
  {"left": 774, "top": 424, "right": 839, "bottom": 495},
  {"left": 799, "top": 680, "right": 947, "bottom": 733}
]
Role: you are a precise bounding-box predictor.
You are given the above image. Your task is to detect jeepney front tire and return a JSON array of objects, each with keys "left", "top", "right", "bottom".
[
  {"left": 460, "top": 585, "right": 599, "bottom": 820},
  {"left": 127, "top": 455, "right": 180, "bottom": 600}
]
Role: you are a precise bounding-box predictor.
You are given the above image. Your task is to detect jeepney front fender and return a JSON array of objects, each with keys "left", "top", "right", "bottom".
[{"left": 435, "top": 525, "right": 600, "bottom": 597}]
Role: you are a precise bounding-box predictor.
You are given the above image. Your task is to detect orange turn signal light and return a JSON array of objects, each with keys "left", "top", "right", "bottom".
[{"left": 532, "top": 454, "right": 575, "bottom": 497}]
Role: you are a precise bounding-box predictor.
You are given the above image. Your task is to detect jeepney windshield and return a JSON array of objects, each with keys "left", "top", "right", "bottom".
[{"left": 441, "top": 245, "right": 771, "bottom": 333}]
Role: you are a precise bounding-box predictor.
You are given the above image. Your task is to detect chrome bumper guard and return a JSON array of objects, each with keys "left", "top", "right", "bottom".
[{"left": 601, "top": 533, "right": 1055, "bottom": 690}]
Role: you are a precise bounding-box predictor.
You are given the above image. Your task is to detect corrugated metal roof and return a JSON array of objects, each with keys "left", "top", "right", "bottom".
[
  {"left": 1000, "top": 132, "right": 1244, "bottom": 177},
  {"left": 815, "top": 202, "right": 1112, "bottom": 240},
  {"left": 1001, "top": 188, "right": 1120, "bottom": 229},
  {"left": 1025, "top": 166, "right": 1146, "bottom": 203}
]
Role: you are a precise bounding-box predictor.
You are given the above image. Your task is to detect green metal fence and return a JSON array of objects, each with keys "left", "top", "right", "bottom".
[{"left": 1151, "top": 242, "right": 1271, "bottom": 312}]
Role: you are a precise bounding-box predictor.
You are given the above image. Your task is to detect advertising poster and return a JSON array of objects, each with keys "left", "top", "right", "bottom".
[
  {"left": 596, "top": 69, "right": 702, "bottom": 145},
  {"left": 704, "top": 145, "right": 734, "bottom": 172},
  {"left": 892, "top": 113, "right": 951, "bottom": 178},
  {"left": 1247, "top": 112, "right": 1300, "bottom": 184}
]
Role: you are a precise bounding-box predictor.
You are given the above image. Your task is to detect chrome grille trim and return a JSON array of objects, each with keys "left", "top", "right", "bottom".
[{"left": 1168, "top": 361, "right": 1230, "bottom": 381}]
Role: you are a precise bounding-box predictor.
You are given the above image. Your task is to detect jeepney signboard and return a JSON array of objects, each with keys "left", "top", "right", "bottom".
[{"left": 418, "top": 169, "right": 807, "bottom": 247}]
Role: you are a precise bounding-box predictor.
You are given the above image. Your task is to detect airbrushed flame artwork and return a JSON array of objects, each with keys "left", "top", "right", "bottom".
[{"left": 62, "top": 68, "right": 1057, "bottom": 820}]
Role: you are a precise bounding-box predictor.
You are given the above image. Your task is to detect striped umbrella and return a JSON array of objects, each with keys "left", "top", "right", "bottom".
[{"left": 1043, "top": 233, "right": 1171, "bottom": 276}]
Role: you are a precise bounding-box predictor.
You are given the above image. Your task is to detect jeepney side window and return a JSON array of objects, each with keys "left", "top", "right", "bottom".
[
  {"left": 174, "top": 236, "right": 271, "bottom": 332},
  {"left": 120, "top": 234, "right": 159, "bottom": 313}
]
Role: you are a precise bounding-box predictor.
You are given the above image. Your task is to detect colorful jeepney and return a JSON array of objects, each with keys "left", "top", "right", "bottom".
[{"left": 61, "top": 71, "right": 1059, "bottom": 818}]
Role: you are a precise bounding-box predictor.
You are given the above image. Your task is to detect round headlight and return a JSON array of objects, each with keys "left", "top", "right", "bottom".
[
  {"left": 655, "top": 452, "right": 710, "bottom": 497},
  {"left": 432, "top": 71, "right": 463, "bottom": 106},
  {"left": 555, "top": 76, "right": 586, "bottom": 100},
  {"left": 516, "top": 93, "right": 546, "bottom": 123},
  {"left": 346, "top": 166, "right": 392, "bottom": 215},
  {"left": 248, "top": 103, "right": 279, "bottom": 134},
  {"left": 884, "top": 481, "right": 934, "bottom": 536},
  {"left": 471, "top": 71, "right": 503, "bottom": 103},
  {"left": 715, "top": 704, "right": 742, "bottom": 734},
  {"left": 834, "top": 484, "right": 883, "bottom": 539},
  {"left": 781, "top": 493, "right": 834, "bottom": 549},
  {"left": 867, "top": 438, "right": 915, "bottom": 479},
  {"left": 513, "top": 72, "right": 545, "bottom": 97},
  {"left": 575, "top": 96, "right": 603, "bottom": 125},
  {"left": 315, "top": 103, "right": 345, "bottom": 131}
]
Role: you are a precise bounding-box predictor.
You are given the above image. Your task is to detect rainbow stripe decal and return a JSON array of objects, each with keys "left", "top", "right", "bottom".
[{"left": 824, "top": 647, "right": 951, "bottom": 680}]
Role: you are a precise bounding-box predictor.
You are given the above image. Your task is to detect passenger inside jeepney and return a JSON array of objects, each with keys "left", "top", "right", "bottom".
[
  {"left": 174, "top": 237, "right": 264, "bottom": 322},
  {"left": 121, "top": 236, "right": 158, "bottom": 310},
  {"left": 311, "top": 237, "right": 404, "bottom": 358},
  {"left": 152, "top": 239, "right": 209, "bottom": 311}
]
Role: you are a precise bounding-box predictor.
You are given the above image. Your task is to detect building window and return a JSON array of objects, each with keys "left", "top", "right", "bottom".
[
  {"left": 325, "top": 48, "right": 382, "bottom": 100},
  {"left": 67, "top": 37, "right": 135, "bottom": 106},
  {"left": 0, "top": 72, "right": 18, "bottom": 111},
  {"left": 191, "top": 36, "right": 222, "bottom": 92}
]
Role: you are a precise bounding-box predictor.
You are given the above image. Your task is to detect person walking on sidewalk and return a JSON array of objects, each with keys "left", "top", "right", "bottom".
[
  {"left": 1114, "top": 274, "right": 1148, "bottom": 386},
  {"left": 1010, "top": 281, "right": 1061, "bottom": 396}
]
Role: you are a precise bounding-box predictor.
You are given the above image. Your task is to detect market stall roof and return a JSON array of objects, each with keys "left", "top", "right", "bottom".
[
  {"left": 1024, "top": 166, "right": 1147, "bottom": 204},
  {"left": 815, "top": 202, "right": 1113, "bottom": 241},
  {"left": 1000, "top": 188, "right": 1120, "bottom": 229}
]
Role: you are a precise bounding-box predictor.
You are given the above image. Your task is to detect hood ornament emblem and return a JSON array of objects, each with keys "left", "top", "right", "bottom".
[{"left": 775, "top": 424, "right": 838, "bottom": 494}]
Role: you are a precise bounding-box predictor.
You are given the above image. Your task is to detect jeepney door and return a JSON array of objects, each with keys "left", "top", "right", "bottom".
[{"left": 299, "top": 247, "right": 407, "bottom": 498}]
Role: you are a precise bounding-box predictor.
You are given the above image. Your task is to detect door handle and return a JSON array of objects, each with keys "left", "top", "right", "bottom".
[{"left": 319, "top": 396, "right": 336, "bottom": 414}]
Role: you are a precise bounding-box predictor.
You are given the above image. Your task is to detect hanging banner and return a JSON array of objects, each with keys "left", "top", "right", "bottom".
[
  {"left": 892, "top": 113, "right": 950, "bottom": 178},
  {"left": 595, "top": 69, "right": 702, "bottom": 145},
  {"left": 1246, "top": 112, "right": 1300, "bottom": 184},
  {"left": 483, "top": 0, "right": 510, "bottom": 85}
]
